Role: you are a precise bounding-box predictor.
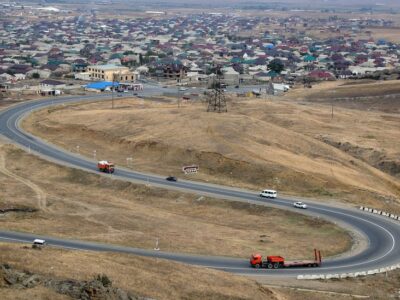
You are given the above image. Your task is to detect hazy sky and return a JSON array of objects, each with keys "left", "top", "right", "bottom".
[
  {"left": 121, "top": 0, "right": 400, "bottom": 6},
  {"left": 135, "top": 0, "right": 397, "bottom": 3}
]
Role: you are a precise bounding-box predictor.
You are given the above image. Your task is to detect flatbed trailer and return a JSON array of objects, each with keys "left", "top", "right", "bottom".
[{"left": 250, "top": 249, "right": 322, "bottom": 269}]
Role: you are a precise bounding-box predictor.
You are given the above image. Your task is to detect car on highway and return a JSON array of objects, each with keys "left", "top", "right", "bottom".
[
  {"left": 166, "top": 176, "right": 177, "bottom": 182},
  {"left": 33, "top": 239, "right": 46, "bottom": 246},
  {"left": 179, "top": 87, "right": 188, "bottom": 91},
  {"left": 259, "top": 189, "right": 277, "bottom": 198},
  {"left": 293, "top": 201, "right": 307, "bottom": 209}
]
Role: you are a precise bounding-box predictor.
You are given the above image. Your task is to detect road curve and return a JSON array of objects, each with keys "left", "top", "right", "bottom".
[{"left": 1, "top": 93, "right": 400, "bottom": 277}]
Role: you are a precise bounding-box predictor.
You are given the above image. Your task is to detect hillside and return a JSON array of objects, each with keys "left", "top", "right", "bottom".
[
  {"left": 0, "top": 243, "right": 278, "bottom": 300},
  {"left": 0, "top": 143, "right": 350, "bottom": 259},
  {"left": 23, "top": 83, "right": 400, "bottom": 211}
]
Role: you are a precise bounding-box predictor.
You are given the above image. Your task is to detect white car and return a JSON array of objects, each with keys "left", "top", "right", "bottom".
[
  {"left": 259, "top": 189, "right": 277, "bottom": 198},
  {"left": 294, "top": 202, "right": 307, "bottom": 209},
  {"left": 33, "top": 239, "right": 46, "bottom": 245}
]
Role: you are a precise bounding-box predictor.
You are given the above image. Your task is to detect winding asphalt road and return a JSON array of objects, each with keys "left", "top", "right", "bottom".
[{"left": 1, "top": 91, "right": 400, "bottom": 277}]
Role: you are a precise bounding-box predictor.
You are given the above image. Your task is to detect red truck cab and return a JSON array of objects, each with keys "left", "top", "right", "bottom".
[
  {"left": 250, "top": 254, "right": 284, "bottom": 269},
  {"left": 250, "top": 253, "right": 262, "bottom": 267},
  {"left": 97, "top": 160, "right": 115, "bottom": 173}
]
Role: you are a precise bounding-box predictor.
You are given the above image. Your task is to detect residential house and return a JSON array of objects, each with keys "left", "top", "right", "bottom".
[{"left": 39, "top": 79, "right": 66, "bottom": 95}]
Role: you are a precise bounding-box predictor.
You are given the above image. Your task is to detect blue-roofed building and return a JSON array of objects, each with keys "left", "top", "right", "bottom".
[
  {"left": 263, "top": 43, "right": 274, "bottom": 50},
  {"left": 85, "top": 81, "right": 119, "bottom": 91},
  {"left": 377, "top": 39, "right": 388, "bottom": 46}
]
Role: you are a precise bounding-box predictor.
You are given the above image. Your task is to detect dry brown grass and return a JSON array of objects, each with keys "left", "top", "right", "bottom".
[
  {"left": 0, "top": 143, "right": 349, "bottom": 259},
  {"left": 22, "top": 84, "right": 400, "bottom": 212},
  {"left": 262, "top": 266, "right": 400, "bottom": 300},
  {"left": 290, "top": 80, "right": 400, "bottom": 102},
  {"left": 3, "top": 240, "right": 397, "bottom": 300},
  {"left": 364, "top": 27, "right": 400, "bottom": 43},
  {"left": 0, "top": 285, "right": 69, "bottom": 300},
  {"left": 0, "top": 243, "right": 279, "bottom": 300}
]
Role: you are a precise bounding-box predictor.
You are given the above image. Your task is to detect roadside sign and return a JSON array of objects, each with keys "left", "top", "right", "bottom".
[{"left": 182, "top": 165, "right": 199, "bottom": 174}]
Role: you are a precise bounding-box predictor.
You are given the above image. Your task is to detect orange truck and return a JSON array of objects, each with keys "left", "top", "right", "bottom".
[
  {"left": 97, "top": 160, "right": 115, "bottom": 173},
  {"left": 250, "top": 249, "right": 322, "bottom": 269}
]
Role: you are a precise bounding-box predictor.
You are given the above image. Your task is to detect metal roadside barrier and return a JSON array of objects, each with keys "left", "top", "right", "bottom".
[
  {"left": 297, "top": 207, "right": 400, "bottom": 281},
  {"left": 360, "top": 206, "right": 400, "bottom": 222},
  {"left": 297, "top": 265, "right": 400, "bottom": 280}
]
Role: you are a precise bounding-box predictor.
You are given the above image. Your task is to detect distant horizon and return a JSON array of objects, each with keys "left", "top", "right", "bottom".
[
  {"left": 21, "top": 0, "right": 400, "bottom": 5},
  {"left": 26, "top": 0, "right": 400, "bottom": 13}
]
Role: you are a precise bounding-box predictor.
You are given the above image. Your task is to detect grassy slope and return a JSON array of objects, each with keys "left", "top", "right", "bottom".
[
  {"left": 0, "top": 143, "right": 350, "bottom": 259},
  {"left": 22, "top": 83, "right": 400, "bottom": 211},
  {"left": 0, "top": 243, "right": 277, "bottom": 300}
]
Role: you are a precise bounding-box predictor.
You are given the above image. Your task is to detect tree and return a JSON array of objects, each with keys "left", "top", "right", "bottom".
[
  {"left": 268, "top": 59, "right": 285, "bottom": 74},
  {"left": 29, "top": 58, "right": 39, "bottom": 67},
  {"left": 32, "top": 73, "right": 40, "bottom": 79},
  {"left": 96, "top": 274, "right": 112, "bottom": 287}
]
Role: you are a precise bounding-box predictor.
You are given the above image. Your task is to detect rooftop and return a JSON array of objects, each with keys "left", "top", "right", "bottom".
[{"left": 89, "top": 64, "right": 128, "bottom": 71}]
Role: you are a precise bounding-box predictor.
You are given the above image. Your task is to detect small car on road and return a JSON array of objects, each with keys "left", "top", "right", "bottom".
[
  {"left": 166, "top": 176, "right": 177, "bottom": 182},
  {"left": 293, "top": 201, "right": 307, "bottom": 209}
]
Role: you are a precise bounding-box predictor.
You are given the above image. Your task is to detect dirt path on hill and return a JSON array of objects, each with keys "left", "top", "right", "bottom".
[{"left": 0, "top": 149, "right": 48, "bottom": 212}]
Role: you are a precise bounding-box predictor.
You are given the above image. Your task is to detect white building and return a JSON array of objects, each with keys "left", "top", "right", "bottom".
[{"left": 75, "top": 72, "right": 92, "bottom": 81}]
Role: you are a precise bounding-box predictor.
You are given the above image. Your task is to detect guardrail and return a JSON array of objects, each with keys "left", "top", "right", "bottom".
[
  {"left": 297, "top": 206, "right": 400, "bottom": 280},
  {"left": 297, "top": 265, "right": 400, "bottom": 280},
  {"left": 358, "top": 206, "right": 400, "bottom": 221}
]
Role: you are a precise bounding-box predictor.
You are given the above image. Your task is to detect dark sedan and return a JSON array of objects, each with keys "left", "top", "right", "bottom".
[{"left": 166, "top": 176, "right": 177, "bottom": 182}]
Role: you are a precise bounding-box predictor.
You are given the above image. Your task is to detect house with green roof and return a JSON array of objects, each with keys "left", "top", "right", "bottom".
[{"left": 304, "top": 55, "right": 317, "bottom": 63}]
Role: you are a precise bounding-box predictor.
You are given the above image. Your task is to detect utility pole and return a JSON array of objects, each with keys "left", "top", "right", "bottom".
[
  {"left": 126, "top": 157, "right": 132, "bottom": 168},
  {"left": 111, "top": 72, "right": 119, "bottom": 109},
  {"left": 111, "top": 73, "right": 115, "bottom": 109},
  {"left": 154, "top": 238, "right": 160, "bottom": 251}
]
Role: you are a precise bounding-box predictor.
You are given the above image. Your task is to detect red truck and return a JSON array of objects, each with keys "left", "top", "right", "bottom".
[
  {"left": 97, "top": 160, "right": 115, "bottom": 173},
  {"left": 250, "top": 249, "right": 322, "bottom": 269}
]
